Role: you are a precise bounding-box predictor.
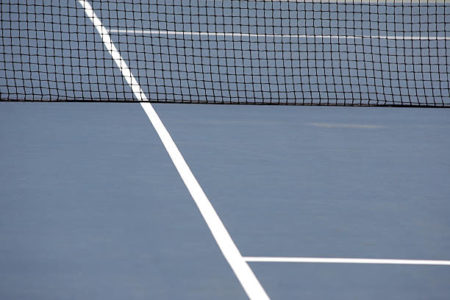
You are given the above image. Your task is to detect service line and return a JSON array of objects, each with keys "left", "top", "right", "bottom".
[{"left": 245, "top": 256, "right": 450, "bottom": 266}]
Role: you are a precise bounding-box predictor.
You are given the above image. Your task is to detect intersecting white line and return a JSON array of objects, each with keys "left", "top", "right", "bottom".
[
  {"left": 245, "top": 257, "right": 450, "bottom": 266},
  {"left": 78, "top": 1, "right": 269, "bottom": 299}
]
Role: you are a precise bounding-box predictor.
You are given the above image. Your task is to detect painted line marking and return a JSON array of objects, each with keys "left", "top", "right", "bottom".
[
  {"left": 110, "top": 29, "right": 450, "bottom": 41},
  {"left": 78, "top": 1, "right": 268, "bottom": 299},
  {"left": 245, "top": 257, "right": 450, "bottom": 266}
]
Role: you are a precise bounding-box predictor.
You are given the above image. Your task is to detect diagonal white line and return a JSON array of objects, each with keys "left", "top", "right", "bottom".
[
  {"left": 78, "top": 1, "right": 269, "bottom": 299},
  {"left": 245, "top": 257, "right": 450, "bottom": 266}
]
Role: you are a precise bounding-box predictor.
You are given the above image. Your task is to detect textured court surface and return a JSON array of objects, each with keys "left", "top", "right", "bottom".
[{"left": 1, "top": 103, "right": 449, "bottom": 299}]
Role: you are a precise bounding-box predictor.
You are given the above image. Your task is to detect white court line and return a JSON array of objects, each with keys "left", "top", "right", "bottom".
[
  {"left": 245, "top": 257, "right": 450, "bottom": 266},
  {"left": 110, "top": 29, "right": 450, "bottom": 41},
  {"left": 78, "top": 1, "right": 269, "bottom": 299}
]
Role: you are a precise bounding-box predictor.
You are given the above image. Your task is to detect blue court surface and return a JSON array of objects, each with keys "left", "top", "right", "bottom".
[
  {"left": 1, "top": 103, "right": 449, "bottom": 299},
  {"left": 1, "top": 0, "right": 450, "bottom": 299}
]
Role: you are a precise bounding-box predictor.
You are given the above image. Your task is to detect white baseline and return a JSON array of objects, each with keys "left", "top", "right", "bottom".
[
  {"left": 78, "top": 1, "right": 269, "bottom": 299},
  {"left": 110, "top": 29, "right": 450, "bottom": 41}
]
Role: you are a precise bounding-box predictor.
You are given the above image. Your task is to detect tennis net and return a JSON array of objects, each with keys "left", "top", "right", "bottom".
[{"left": 1, "top": 0, "right": 449, "bottom": 106}]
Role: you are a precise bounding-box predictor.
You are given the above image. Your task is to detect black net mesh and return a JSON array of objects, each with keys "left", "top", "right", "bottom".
[{"left": 1, "top": 1, "right": 449, "bottom": 106}]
